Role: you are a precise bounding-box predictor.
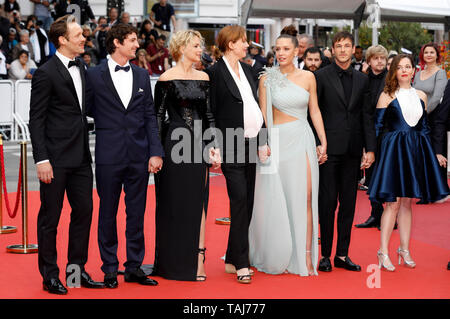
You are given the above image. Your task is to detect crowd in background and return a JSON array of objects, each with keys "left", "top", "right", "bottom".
[{"left": 0, "top": 1, "right": 447, "bottom": 84}]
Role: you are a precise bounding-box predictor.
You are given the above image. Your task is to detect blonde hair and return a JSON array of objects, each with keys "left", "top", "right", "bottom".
[
  {"left": 365, "top": 45, "right": 388, "bottom": 63},
  {"left": 169, "top": 29, "right": 204, "bottom": 62}
]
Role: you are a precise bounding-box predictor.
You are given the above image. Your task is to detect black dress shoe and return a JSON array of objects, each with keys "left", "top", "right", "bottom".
[
  {"left": 104, "top": 272, "right": 119, "bottom": 289},
  {"left": 124, "top": 268, "right": 158, "bottom": 286},
  {"left": 318, "top": 257, "right": 332, "bottom": 272},
  {"left": 334, "top": 256, "right": 361, "bottom": 271},
  {"left": 80, "top": 271, "right": 105, "bottom": 289},
  {"left": 43, "top": 278, "right": 68, "bottom": 295},
  {"left": 355, "top": 216, "right": 380, "bottom": 228}
]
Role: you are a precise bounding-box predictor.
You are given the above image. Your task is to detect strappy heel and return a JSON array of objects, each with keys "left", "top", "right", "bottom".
[
  {"left": 377, "top": 250, "right": 395, "bottom": 272},
  {"left": 397, "top": 248, "right": 416, "bottom": 268},
  {"left": 225, "top": 264, "right": 254, "bottom": 276},
  {"left": 196, "top": 248, "right": 207, "bottom": 281},
  {"left": 236, "top": 268, "right": 252, "bottom": 284}
]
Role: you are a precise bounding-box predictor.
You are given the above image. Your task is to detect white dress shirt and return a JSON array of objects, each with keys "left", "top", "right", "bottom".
[
  {"left": 223, "top": 56, "right": 263, "bottom": 138},
  {"left": 108, "top": 57, "right": 133, "bottom": 108},
  {"left": 55, "top": 50, "right": 83, "bottom": 110}
]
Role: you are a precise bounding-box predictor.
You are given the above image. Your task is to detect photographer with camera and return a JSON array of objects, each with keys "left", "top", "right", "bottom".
[
  {"left": 92, "top": 16, "right": 108, "bottom": 62},
  {"left": 29, "top": 0, "right": 55, "bottom": 32},
  {"left": 146, "top": 34, "right": 169, "bottom": 75}
]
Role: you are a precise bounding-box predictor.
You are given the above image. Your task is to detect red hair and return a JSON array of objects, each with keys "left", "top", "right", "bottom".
[{"left": 418, "top": 42, "right": 441, "bottom": 70}]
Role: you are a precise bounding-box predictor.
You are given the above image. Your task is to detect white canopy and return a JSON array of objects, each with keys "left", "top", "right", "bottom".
[
  {"left": 245, "top": 0, "right": 450, "bottom": 26},
  {"left": 247, "top": 0, "right": 366, "bottom": 20},
  {"left": 378, "top": 0, "right": 450, "bottom": 22}
]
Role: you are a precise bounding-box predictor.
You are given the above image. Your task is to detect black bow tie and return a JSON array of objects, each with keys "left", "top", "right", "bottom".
[
  {"left": 115, "top": 65, "right": 131, "bottom": 72},
  {"left": 68, "top": 59, "right": 81, "bottom": 68},
  {"left": 337, "top": 66, "right": 353, "bottom": 78}
]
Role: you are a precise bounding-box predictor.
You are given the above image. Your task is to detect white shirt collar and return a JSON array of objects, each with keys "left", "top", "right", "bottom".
[
  {"left": 108, "top": 56, "right": 131, "bottom": 72},
  {"left": 55, "top": 50, "right": 76, "bottom": 68},
  {"left": 223, "top": 56, "right": 245, "bottom": 82}
]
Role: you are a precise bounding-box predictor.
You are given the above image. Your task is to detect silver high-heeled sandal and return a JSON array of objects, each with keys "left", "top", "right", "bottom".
[
  {"left": 377, "top": 250, "right": 395, "bottom": 272},
  {"left": 397, "top": 248, "right": 416, "bottom": 268}
]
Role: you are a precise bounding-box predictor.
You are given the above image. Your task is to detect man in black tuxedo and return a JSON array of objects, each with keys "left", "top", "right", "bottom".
[
  {"left": 86, "top": 23, "right": 164, "bottom": 288},
  {"left": 355, "top": 45, "right": 388, "bottom": 229},
  {"left": 29, "top": 14, "right": 104, "bottom": 295},
  {"left": 314, "top": 31, "right": 376, "bottom": 272}
]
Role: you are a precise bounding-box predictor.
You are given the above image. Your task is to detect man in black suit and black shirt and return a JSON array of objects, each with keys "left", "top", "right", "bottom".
[
  {"left": 29, "top": 14, "right": 104, "bottom": 295},
  {"left": 355, "top": 45, "right": 389, "bottom": 229},
  {"left": 314, "top": 31, "right": 376, "bottom": 273}
]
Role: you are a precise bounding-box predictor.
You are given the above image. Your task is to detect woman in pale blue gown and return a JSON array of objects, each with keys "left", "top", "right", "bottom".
[{"left": 249, "top": 34, "right": 328, "bottom": 276}]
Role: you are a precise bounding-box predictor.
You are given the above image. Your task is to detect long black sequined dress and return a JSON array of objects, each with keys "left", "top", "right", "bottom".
[{"left": 153, "top": 80, "right": 216, "bottom": 281}]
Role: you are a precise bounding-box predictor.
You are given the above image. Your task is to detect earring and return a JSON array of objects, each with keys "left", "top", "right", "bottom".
[{"left": 181, "top": 53, "right": 185, "bottom": 63}]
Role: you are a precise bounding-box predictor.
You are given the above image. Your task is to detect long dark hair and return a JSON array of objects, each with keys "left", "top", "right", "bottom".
[{"left": 384, "top": 54, "right": 414, "bottom": 97}]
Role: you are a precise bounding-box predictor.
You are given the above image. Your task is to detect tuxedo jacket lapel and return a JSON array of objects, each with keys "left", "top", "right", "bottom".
[
  {"left": 126, "top": 64, "right": 139, "bottom": 110},
  {"left": 78, "top": 58, "right": 87, "bottom": 114},
  {"left": 100, "top": 62, "right": 126, "bottom": 110},
  {"left": 53, "top": 56, "right": 81, "bottom": 112},
  {"left": 218, "top": 58, "right": 242, "bottom": 101},
  {"left": 328, "top": 66, "right": 347, "bottom": 107}
]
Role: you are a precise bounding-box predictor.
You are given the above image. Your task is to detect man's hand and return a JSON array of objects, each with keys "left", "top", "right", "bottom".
[
  {"left": 361, "top": 151, "right": 375, "bottom": 169},
  {"left": 316, "top": 145, "right": 327, "bottom": 164},
  {"left": 149, "top": 156, "right": 163, "bottom": 173},
  {"left": 37, "top": 162, "right": 53, "bottom": 184}
]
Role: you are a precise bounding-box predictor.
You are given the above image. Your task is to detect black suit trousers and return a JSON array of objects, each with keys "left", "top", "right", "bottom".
[
  {"left": 221, "top": 157, "right": 256, "bottom": 270},
  {"left": 318, "top": 153, "right": 360, "bottom": 258},
  {"left": 96, "top": 162, "right": 149, "bottom": 275},
  {"left": 37, "top": 164, "right": 93, "bottom": 281}
]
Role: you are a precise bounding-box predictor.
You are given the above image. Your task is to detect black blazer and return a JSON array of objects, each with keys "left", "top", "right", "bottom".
[
  {"left": 205, "top": 58, "right": 266, "bottom": 164},
  {"left": 429, "top": 79, "right": 450, "bottom": 156},
  {"left": 29, "top": 55, "right": 91, "bottom": 168},
  {"left": 315, "top": 63, "right": 376, "bottom": 156}
]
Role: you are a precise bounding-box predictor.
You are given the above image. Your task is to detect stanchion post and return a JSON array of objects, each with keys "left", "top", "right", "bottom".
[
  {"left": 6, "top": 141, "right": 38, "bottom": 253},
  {"left": 0, "top": 134, "right": 17, "bottom": 234}
]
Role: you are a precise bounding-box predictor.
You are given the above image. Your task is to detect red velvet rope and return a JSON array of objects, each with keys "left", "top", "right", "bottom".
[{"left": 0, "top": 144, "right": 22, "bottom": 219}]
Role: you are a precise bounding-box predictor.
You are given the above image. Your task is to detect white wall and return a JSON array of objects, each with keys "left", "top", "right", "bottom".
[
  {"left": 199, "top": 0, "right": 238, "bottom": 17},
  {"left": 4, "top": 0, "right": 145, "bottom": 19},
  {"left": 89, "top": 0, "right": 144, "bottom": 17}
]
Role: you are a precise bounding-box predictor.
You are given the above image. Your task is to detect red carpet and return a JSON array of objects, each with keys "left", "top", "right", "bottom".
[{"left": 0, "top": 173, "right": 449, "bottom": 299}]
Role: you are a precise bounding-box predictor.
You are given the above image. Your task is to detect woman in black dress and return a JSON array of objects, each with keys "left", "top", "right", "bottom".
[{"left": 153, "top": 30, "right": 220, "bottom": 281}]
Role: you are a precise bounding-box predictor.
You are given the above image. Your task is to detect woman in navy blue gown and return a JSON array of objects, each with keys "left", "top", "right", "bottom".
[{"left": 368, "top": 54, "right": 449, "bottom": 272}]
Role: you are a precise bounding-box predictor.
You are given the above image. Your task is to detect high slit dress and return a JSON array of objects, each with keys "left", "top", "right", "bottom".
[
  {"left": 249, "top": 67, "right": 319, "bottom": 276},
  {"left": 152, "top": 80, "right": 215, "bottom": 281}
]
